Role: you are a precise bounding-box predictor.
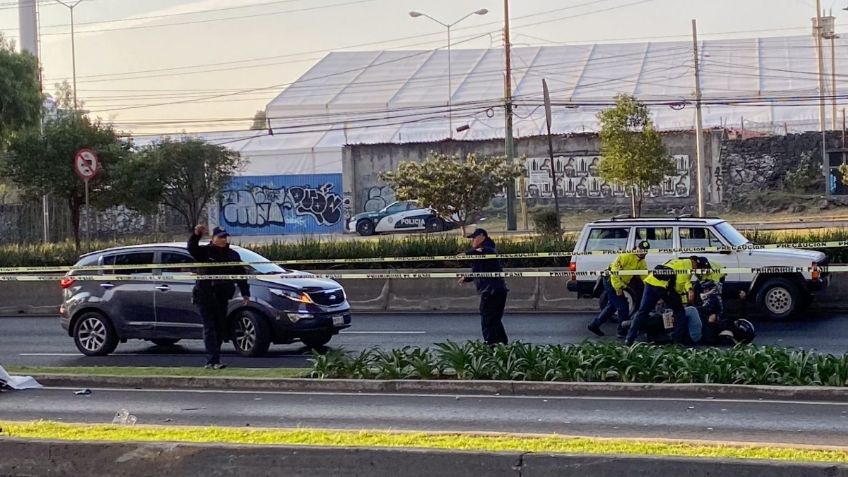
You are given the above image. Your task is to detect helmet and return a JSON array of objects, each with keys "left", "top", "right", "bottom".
[
  {"left": 731, "top": 319, "right": 756, "bottom": 344},
  {"left": 636, "top": 240, "right": 651, "bottom": 251}
]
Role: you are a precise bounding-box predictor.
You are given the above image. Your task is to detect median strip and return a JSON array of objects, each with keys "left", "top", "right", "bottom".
[
  {"left": 5, "top": 366, "right": 307, "bottom": 379},
  {"left": 1, "top": 420, "right": 846, "bottom": 463}
]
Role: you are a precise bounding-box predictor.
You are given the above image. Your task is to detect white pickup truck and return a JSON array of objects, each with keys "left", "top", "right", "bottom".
[{"left": 566, "top": 217, "right": 829, "bottom": 320}]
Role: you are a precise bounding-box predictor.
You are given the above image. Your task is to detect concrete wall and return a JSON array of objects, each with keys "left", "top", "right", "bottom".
[
  {"left": 2, "top": 440, "right": 846, "bottom": 477},
  {"left": 5, "top": 269, "right": 848, "bottom": 316},
  {"left": 342, "top": 131, "right": 723, "bottom": 215}
]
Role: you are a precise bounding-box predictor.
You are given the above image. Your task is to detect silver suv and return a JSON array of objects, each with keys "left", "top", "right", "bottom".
[{"left": 59, "top": 243, "right": 351, "bottom": 356}]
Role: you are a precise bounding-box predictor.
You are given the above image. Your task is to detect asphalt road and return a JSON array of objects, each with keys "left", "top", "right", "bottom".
[
  {"left": 1, "top": 311, "right": 847, "bottom": 368},
  {"left": 2, "top": 386, "right": 847, "bottom": 447}
]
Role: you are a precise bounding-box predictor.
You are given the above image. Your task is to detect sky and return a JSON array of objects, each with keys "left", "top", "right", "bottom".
[{"left": 0, "top": 0, "right": 844, "bottom": 134}]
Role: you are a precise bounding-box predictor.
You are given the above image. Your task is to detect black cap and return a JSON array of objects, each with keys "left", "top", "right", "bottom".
[
  {"left": 212, "top": 227, "right": 230, "bottom": 238},
  {"left": 466, "top": 228, "right": 488, "bottom": 239},
  {"left": 636, "top": 240, "right": 650, "bottom": 251},
  {"left": 691, "top": 256, "right": 710, "bottom": 268}
]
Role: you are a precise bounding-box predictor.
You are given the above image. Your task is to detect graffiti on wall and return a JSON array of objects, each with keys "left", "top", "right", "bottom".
[
  {"left": 363, "top": 185, "right": 395, "bottom": 212},
  {"left": 523, "top": 155, "right": 691, "bottom": 199},
  {"left": 219, "top": 174, "right": 345, "bottom": 235}
]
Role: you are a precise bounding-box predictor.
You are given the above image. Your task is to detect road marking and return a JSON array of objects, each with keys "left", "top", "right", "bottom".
[
  {"left": 38, "top": 386, "right": 848, "bottom": 407},
  {"left": 340, "top": 331, "right": 426, "bottom": 334}
]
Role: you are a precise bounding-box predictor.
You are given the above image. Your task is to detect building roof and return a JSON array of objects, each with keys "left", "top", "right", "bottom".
[{"left": 265, "top": 35, "right": 847, "bottom": 145}]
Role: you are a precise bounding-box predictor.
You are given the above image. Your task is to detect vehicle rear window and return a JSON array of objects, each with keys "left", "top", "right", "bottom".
[
  {"left": 69, "top": 254, "right": 101, "bottom": 276},
  {"left": 679, "top": 227, "right": 724, "bottom": 248},
  {"left": 104, "top": 252, "right": 155, "bottom": 275},
  {"left": 635, "top": 227, "right": 674, "bottom": 249},
  {"left": 585, "top": 227, "right": 630, "bottom": 251}
]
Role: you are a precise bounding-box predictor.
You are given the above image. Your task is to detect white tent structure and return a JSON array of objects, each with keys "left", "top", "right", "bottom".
[{"left": 263, "top": 35, "right": 846, "bottom": 157}]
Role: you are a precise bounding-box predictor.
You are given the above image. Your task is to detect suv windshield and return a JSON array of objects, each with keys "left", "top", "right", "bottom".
[
  {"left": 715, "top": 222, "right": 750, "bottom": 247},
  {"left": 237, "top": 248, "right": 285, "bottom": 275}
]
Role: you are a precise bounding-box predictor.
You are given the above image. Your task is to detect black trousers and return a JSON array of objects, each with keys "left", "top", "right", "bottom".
[
  {"left": 480, "top": 289, "right": 509, "bottom": 345},
  {"left": 196, "top": 288, "right": 230, "bottom": 365}
]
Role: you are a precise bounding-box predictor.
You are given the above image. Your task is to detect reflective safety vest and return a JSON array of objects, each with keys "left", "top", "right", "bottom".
[
  {"left": 644, "top": 258, "right": 695, "bottom": 296},
  {"left": 608, "top": 253, "right": 647, "bottom": 292}
]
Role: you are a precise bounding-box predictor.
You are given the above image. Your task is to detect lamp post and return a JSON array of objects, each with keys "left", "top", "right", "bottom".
[
  {"left": 409, "top": 8, "right": 488, "bottom": 139},
  {"left": 54, "top": 0, "right": 84, "bottom": 110}
]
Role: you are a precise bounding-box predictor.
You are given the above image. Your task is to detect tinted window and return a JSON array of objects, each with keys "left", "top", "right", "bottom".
[
  {"left": 585, "top": 227, "right": 630, "bottom": 252},
  {"left": 679, "top": 227, "right": 724, "bottom": 248},
  {"left": 105, "top": 252, "right": 155, "bottom": 275},
  {"left": 237, "top": 248, "right": 285, "bottom": 275},
  {"left": 385, "top": 203, "right": 406, "bottom": 214},
  {"left": 160, "top": 252, "right": 195, "bottom": 273},
  {"left": 70, "top": 254, "right": 101, "bottom": 276},
  {"left": 636, "top": 227, "right": 674, "bottom": 249}
]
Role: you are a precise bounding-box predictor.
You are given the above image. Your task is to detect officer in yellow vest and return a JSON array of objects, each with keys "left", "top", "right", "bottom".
[
  {"left": 624, "top": 255, "right": 710, "bottom": 346},
  {"left": 588, "top": 241, "right": 650, "bottom": 336}
]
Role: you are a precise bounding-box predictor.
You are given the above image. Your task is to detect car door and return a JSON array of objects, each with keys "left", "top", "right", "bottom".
[
  {"left": 374, "top": 202, "right": 410, "bottom": 232},
  {"left": 633, "top": 226, "right": 675, "bottom": 269},
  {"left": 99, "top": 251, "right": 157, "bottom": 339},
  {"left": 677, "top": 226, "right": 740, "bottom": 292},
  {"left": 393, "top": 202, "right": 431, "bottom": 231},
  {"left": 154, "top": 251, "right": 204, "bottom": 339}
]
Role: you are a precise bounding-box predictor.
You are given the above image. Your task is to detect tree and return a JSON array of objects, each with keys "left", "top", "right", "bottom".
[
  {"left": 597, "top": 94, "right": 675, "bottom": 217},
  {"left": 250, "top": 110, "right": 267, "bottom": 130},
  {"left": 112, "top": 139, "right": 245, "bottom": 231},
  {"left": 0, "top": 34, "right": 42, "bottom": 146},
  {"left": 53, "top": 80, "right": 85, "bottom": 111},
  {"left": 380, "top": 153, "right": 524, "bottom": 234},
  {"left": 4, "top": 115, "right": 131, "bottom": 247}
]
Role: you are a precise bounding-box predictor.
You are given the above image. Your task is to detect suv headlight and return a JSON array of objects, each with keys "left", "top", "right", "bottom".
[{"left": 270, "top": 288, "right": 315, "bottom": 304}]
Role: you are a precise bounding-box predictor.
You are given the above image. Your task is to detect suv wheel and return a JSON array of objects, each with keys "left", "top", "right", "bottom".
[
  {"left": 301, "top": 332, "right": 333, "bottom": 349},
  {"left": 356, "top": 220, "right": 375, "bottom": 236},
  {"left": 756, "top": 278, "right": 799, "bottom": 320},
  {"left": 425, "top": 217, "right": 445, "bottom": 233},
  {"left": 231, "top": 309, "right": 272, "bottom": 357},
  {"left": 74, "top": 312, "right": 119, "bottom": 356},
  {"left": 598, "top": 289, "right": 637, "bottom": 320}
]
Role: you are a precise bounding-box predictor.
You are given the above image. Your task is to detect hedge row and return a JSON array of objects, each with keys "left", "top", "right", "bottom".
[
  {"left": 309, "top": 341, "right": 848, "bottom": 386},
  {"left": 0, "top": 228, "right": 846, "bottom": 269}
]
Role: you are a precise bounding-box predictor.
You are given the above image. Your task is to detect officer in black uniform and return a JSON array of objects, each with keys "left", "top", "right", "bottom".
[
  {"left": 458, "top": 228, "right": 509, "bottom": 345},
  {"left": 188, "top": 225, "right": 251, "bottom": 369}
]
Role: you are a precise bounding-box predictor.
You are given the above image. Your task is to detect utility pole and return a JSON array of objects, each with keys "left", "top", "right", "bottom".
[
  {"left": 814, "top": 0, "right": 830, "bottom": 196},
  {"left": 504, "top": 0, "right": 517, "bottom": 231},
  {"left": 828, "top": 9, "right": 839, "bottom": 131},
  {"left": 691, "top": 19, "right": 706, "bottom": 218}
]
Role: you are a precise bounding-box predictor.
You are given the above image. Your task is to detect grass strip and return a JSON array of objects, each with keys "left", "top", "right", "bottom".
[
  {"left": 1, "top": 421, "right": 846, "bottom": 463},
  {"left": 5, "top": 366, "right": 307, "bottom": 379}
]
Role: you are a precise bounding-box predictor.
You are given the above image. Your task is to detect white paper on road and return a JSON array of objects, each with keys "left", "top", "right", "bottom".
[{"left": 0, "top": 364, "right": 42, "bottom": 390}]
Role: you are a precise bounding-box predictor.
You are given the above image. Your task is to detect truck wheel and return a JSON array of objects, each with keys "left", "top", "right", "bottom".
[
  {"left": 231, "top": 309, "right": 272, "bottom": 357},
  {"left": 356, "top": 220, "right": 375, "bottom": 236},
  {"left": 756, "top": 278, "right": 800, "bottom": 320},
  {"left": 424, "top": 217, "right": 445, "bottom": 233},
  {"left": 74, "top": 311, "right": 119, "bottom": 356}
]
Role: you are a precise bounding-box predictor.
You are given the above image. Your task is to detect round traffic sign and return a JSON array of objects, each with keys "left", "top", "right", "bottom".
[{"left": 74, "top": 149, "right": 100, "bottom": 181}]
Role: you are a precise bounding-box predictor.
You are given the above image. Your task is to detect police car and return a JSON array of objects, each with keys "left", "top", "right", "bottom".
[{"left": 346, "top": 201, "right": 455, "bottom": 236}]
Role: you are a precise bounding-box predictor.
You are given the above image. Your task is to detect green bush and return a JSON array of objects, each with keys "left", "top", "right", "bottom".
[
  {"left": 532, "top": 209, "right": 561, "bottom": 236},
  {"left": 309, "top": 341, "right": 848, "bottom": 386}
]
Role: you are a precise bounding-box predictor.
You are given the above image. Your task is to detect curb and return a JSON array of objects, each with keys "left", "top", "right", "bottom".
[
  {"left": 0, "top": 439, "right": 846, "bottom": 477},
  {"left": 30, "top": 374, "right": 848, "bottom": 402}
]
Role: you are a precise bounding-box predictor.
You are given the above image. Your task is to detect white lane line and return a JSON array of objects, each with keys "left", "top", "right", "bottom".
[
  {"left": 340, "top": 331, "right": 426, "bottom": 334},
  {"left": 39, "top": 386, "right": 848, "bottom": 407}
]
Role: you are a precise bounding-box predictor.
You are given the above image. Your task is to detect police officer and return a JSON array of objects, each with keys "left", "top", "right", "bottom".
[
  {"left": 188, "top": 225, "right": 251, "bottom": 369},
  {"left": 588, "top": 240, "right": 650, "bottom": 336},
  {"left": 458, "top": 228, "right": 509, "bottom": 345},
  {"left": 625, "top": 255, "right": 709, "bottom": 346}
]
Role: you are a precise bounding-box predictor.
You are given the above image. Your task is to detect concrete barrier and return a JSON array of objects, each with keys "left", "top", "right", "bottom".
[
  {"left": 0, "top": 439, "right": 845, "bottom": 477},
  {"left": 2, "top": 268, "right": 847, "bottom": 316}
]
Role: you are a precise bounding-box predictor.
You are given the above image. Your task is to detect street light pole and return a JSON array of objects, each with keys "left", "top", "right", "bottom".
[
  {"left": 409, "top": 8, "right": 488, "bottom": 140},
  {"left": 54, "top": 0, "right": 83, "bottom": 110},
  {"left": 504, "top": 0, "right": 517, "bottom": 231}
]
